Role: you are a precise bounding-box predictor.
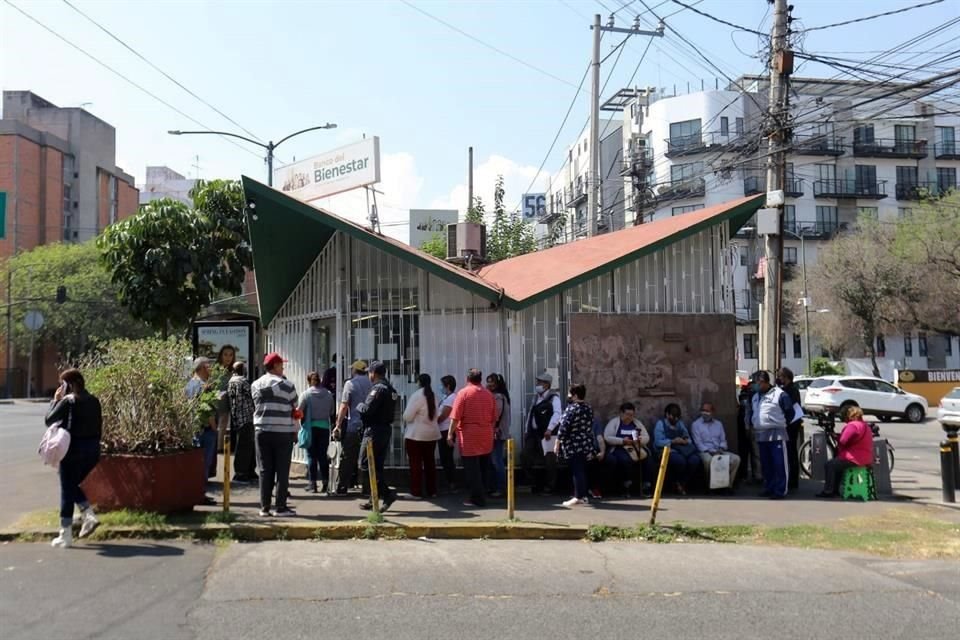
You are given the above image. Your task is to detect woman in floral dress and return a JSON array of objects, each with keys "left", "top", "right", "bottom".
[{"left": 554, "top": 383, "right": 595, "bottom": 507}]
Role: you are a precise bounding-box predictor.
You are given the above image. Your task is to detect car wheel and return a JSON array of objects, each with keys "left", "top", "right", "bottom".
[
  {"left": 876, "top": 414, "right": 891, "bottom": 423},
  {"left": 905, "top": 403, "right": 925, "bottom": 424},
  {"left": 838, "top": 401, "right": 858, "bottom": 420}
]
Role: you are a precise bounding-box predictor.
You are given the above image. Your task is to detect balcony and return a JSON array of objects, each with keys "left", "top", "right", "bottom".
[
  {"left": 565, "top": 181, "right": 587, "bottom": 207},
  {"left": 852, "top": 138, "right": 928, "bottom": 159},
  {"left": 813, "top": 179, "right": 888, "bottom": 200},
  {"left": 792, "top": 134, "right": 845, "bottom": 156},
  {"left": 657, "top": 177, "right": 706, "bottom": 201},
  {"left": 935, "top": 141, "right": 960, "bottom": 160},
  {"left": 664, "top": 131, "right": 745, "bottom": 158},
  {"left": 744, "top": 175, "right": 803, "bottom": 198},
  {"left": 786, "top": 220, "right": 841, "bottom": 238},
  {"left": 896, "top": 182, "right": 938, "bottom": 201}
]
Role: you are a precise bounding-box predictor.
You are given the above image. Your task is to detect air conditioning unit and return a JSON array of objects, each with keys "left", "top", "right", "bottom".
[{"left": 446, "top": 222, "right": 486, "bottom": 260}]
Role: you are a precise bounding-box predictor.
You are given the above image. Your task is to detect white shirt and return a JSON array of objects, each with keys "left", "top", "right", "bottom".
[
  {"left": 403, "top": 388, "right": 442, "bottom": 442},
  {"left": 438, "top": 391, "right": 457, "bottom": 432}
]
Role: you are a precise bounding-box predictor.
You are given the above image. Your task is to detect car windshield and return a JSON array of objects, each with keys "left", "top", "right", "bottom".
[
  {"left": 947, "top": 388, "right": 960, "bottom": 399},
  {"left": 795, "top": 380, "right": 812, "bottom": 390},
  {"left": 809, "top": 378, "right": 836, "bottom": 388}
]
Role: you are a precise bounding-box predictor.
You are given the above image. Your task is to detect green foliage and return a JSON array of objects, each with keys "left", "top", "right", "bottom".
[
  {"left": 0, "top": 240, "right": 151, "bottom": 363},
  {"left": 464, "top": 196, "right": 485, "bottom": 225},
  {"left": 81, "top": 338, "right": 201, "bottom": 455},
  {"left": 97, "top": 180, "right": 252, "bottom": 334},
  {"left": 811, "top": 357, "right": 843, "bottom": 377},
  {"left": 420, "top": 231, "right": 447, "bottom": 259},
  {"left": 485, "top": 175, "right": 536, "bottom": 262},
  {"left": 585, "top": 523, "right": 753, "bottom": 543}
]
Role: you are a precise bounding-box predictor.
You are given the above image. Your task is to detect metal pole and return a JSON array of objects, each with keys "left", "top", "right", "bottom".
[
  {"left": 649, "top": 445, "right": 671, "bottom": 526},
  {"left": 366, "top": 438, "right": 380, "bottom": 516},
  {"left": 267, "top": 142, "right": 274, "bottom": 187},
  {"left": 948, "top": 430, "right": 960, "bottom": 491},
  {"left": 468, "top": 146, "right": 474, "bottom": 213},
  {"left": 26, "top": 329, "right": 34, "bottom": 400},
  {"left": 588, "top": 13, "right": 601, "bottom": 237},
  {"left": 222, "top": 424, "right": 231, "bottom": 513},
  {"left": 802, "top": 233, "right": 812, "bottom": 375},
  {"left": 4, "top": 269, "right": 11, "bottom": 399},
  {"left": 941, "top": 441, "right": 956, "bottom": 503},
  {"left": 507, "top": 438, "right": 515, "bottom": 520}
]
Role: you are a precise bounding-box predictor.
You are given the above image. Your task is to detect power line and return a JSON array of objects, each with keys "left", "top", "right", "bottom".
[
  {"left": 1, "top": 0, "right": 264, "bottom": 162},
  {"left": 399, "top": 0, "right": 581, "bottom": 89},
  {"left": 668, "top": 0, "right": 765, "bottom": 36},
  {"left": 59, "top": 0, "right": 263, "bottom": 143},
  {"left": 800, "top": 0, "right": 946, "bottom": 33}
]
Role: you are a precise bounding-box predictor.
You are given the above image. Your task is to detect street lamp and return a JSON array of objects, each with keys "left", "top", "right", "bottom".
[
  {"left": 785, "top": 227, "right": 814, "bottom": 375},
  {"left": 168, "top": 123, "right": 338, "bottom": 186}
]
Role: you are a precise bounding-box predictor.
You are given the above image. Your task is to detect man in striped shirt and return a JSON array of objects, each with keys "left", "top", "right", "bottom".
[{"left": 251, "top": 352, "right": 299, "bottom": 517}]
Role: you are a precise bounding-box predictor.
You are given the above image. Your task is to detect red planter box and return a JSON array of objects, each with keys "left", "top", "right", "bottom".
[{"left": 81, "top": 448, "right": 206, "bottom": 514}]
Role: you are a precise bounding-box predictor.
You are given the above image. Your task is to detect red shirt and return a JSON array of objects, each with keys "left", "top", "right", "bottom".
[
  {"left": 450, "top": 383, "right": 496, "bottom": 456},
  {"left": 838, "top": 420, "right": 874, "bottom": 466}
]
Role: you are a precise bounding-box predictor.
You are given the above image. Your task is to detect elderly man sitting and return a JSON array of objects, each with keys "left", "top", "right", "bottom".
[
  {"left": 603, "top": 402, "right": 653, "bottom": 497},
  {"left": 691, "top": 402, "right": 741, "bottom": 491}
]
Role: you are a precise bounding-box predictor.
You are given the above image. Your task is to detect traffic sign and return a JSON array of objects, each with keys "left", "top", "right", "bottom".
[{"left": 24, "top": 310, "right": 44, "bottom": 332}]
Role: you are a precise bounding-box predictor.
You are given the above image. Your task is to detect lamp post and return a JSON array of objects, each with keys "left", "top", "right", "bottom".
[{"left": 168, "top": 124, "right": 338, "bottom": 186}]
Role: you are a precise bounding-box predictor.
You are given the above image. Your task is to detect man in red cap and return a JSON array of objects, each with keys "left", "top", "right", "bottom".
[{"left": 250, "top": 352, "right": 299, "bottom": 517}]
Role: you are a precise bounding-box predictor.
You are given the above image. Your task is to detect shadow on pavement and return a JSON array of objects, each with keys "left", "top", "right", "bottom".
[{"left": 77, "top": 543, "right": 187, "bottom": 558}]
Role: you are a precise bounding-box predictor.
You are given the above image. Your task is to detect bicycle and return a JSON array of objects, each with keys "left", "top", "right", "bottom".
[{"left": 799, "top": 415, "right": 895, "bottom": 478}]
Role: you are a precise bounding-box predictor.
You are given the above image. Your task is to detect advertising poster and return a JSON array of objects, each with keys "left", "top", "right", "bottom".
[{"left": 193, "top": 320, "right": 256, "bottom": 380}]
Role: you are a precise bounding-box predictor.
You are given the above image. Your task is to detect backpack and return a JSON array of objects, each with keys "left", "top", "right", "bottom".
[{"left": 39, "top": 399, "right": 72, "bottom": 467}]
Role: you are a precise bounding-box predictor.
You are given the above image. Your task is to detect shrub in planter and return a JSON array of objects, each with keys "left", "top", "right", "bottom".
[{"left": 79, "top": 338, "right": 209, "bottom": 512}]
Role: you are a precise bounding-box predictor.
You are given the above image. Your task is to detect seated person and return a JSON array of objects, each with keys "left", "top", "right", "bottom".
[
  {"left": 816, "top": 406, "right": 874, "bottom": 498},
  {"left": 653, "top": 403, "right": 701, "bottom": 495},
  {"left": 691, "top": 402, "right": 741, "bottom": 491},
  {"left": 603, "top": 402, "right": 653, "bottom": 496}
]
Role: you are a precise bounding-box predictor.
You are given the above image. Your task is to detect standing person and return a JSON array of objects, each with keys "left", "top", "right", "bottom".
[
  {"left": 357, "top": 361, "right": 399, "bottom": 512},
  {"left": 521, "top": 372, "right": 562, "bottom": 494},
  {"left": 691, "top": 402, "right": 741, "bottom": 491},
  {"left": 403, "top": 373, "right": 441, "bottom": 498},
  {"left": 778, "top": 367, "right": 803, "bottom": 492},
  {"left": 186, "top": 357, "right": 217, "bottom": 506},
  {"left": 435, "top": 375, "right": 459, "bottom": 491},
  {"left": 653, "top": 404, "right": 700, "bottom": 495},
  {"left": 816, "top": 406, "right": 874, "bottom": 498},
  {"left": 737, "top": 381, "right": 762, "bottom": 483},
  {"left": 604, "top": 402, "right": 653, "bottom": 497},
  {"left": 299, "top": 372, "right": 335, "bottom": 494},
  {"left": 321, "top": 354, "right": 338, "bottom": 394},
  {"left": 751, "top": 370, "right": 798, "bottom": 500},
  {"left": 333, "top": 360, "right": 371, "bottom": 495},
  {"left": 45, "top": 369, "right": 102, "bottom": 549},
  {"left": 485, "top": 373, "right": 511, "bottom": 498},
  {"left": 447, "top": 369, "right": 497, "bottom": 507},
  {"left": 555, "top": 384, "right": 595, "bottom": 507},
  {"left": 227, "top": 362, "right": 258, "bottom": 483},
  {"left": 214, "top": 345, "right": 237, "bottom": 466},
  {"left": 251, "top": 353, "right": 299, "bottom": 517}
]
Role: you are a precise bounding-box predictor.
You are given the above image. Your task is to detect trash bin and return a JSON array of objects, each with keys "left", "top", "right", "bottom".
[{"left": 872, "top": 438, "right": 892, "bottom": 496}]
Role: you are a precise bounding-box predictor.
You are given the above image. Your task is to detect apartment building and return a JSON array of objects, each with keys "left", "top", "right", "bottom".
[{"left": 139, "top": 165, "right": 196, "bottom": 206}]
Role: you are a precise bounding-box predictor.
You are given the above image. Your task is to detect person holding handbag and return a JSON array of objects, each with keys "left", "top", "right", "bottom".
[
  {"left": 44, "top": 369, "right": 102, "bottom": 549},
  {"left": 653, "top": 403, "right": 701, "bottom": 495},
  {"left": 603, "top": 403, "right": 653, "bottom": 497},
  {"left": 298, "top": 372, "right": 335, "bottom": 494}
]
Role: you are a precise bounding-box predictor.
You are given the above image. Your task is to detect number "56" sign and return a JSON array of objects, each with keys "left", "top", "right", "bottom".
[{"left": 521, "top": 193, "right": 546, "bottom": 222}]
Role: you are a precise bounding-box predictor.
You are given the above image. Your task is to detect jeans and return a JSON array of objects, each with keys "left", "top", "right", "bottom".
[
  {"left": 256, "top": 430, "right": 294, "bottom": 511},
  {"left": 758, "top": 440, "right": 788, "bottom": 497},
  {"left": 462, "top": 454, "right": 489, "bottom": 506},
  {"left": 521, "top": 432, "right": 557, "bottom": 491},
  {"left": 231, "top": 423, "right": 257, "bottom": 480},
  {"left": 337, "top": 429, "right": 362, "bottom": 493},
  {"left": 405, "top": 439, "right": 438, "bottom": 497},
  {"left": 786, "top": 422, "right": 803, "bottom": 491},
  {"left": 59, "top": 438, "right": 100, "bottom": 527},
  {"left": 437, "top": 432, "right": 457, "bottom": 489},
  {"left": 666, "top": 449, "right": 701, "bottom": 488},
  {"left": 360, "top": 425, "right": 395, "bottom": 502},
  {"left": 605, "top": 447, "right": 651, "bottom": 493},
  {"left": 488, "top": 438, "right": 506, "bottom": 494},
  {"left": 305, "top": 427, "right": 331, "bottom": 490},
  {"left": 568, "top": 453, "right": 588, "bottom": 500},
  {"left": 199, "top": 428, "right": 217, "bottom": 485}
]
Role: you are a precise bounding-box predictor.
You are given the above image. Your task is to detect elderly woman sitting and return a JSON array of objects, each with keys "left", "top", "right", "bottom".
[{"left": 603, "top": 402, "right": 653, "bottom": 497}]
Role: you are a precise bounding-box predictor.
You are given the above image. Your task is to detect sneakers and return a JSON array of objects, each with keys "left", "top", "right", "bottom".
[
  {"left": 51, "top": 527, "right": 73, "bottom": 548},
  {"left": 381, "top": 493, "right": 397, "bottom": 513},
  {"left": 79, "top": 509, "right": 100, "bottom": 539},
  {"left": 562, "top": 497, "right": 588, "bottom": 508},
  {"left": 273, "top": 507, "right": 296, "bottom": 517},
  {"left": 258, "top": 508, "right": 272, "bottom": 517}
]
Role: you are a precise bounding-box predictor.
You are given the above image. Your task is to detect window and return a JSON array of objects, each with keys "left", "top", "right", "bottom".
[
  {"left": 919, "top": 331, "right": 928, "bottom": 357},
  {"left": 937, "top": 126, "right": 956, "bottom": 154},
  {"left": 108, "top": 175, "right": 118, "bottom": 225},
  {"left": 744, "top": 333, "right": 758, "bottom": 359},
  {"left": 784, "top": 247, "right": 798, "bottom": 264},
  {"left": 671, "top": 204, "right": 704, "bottom": 215},
  {"left": 740, "top": 248, "right": 748, "bottom": 266},
  {"left": 793, "top": 333, "right": 802, "bottom": 359},
  {"left": 895, "top": 124, "right": 916, "bottom": 145},
  {"left": 670, "top": 161, "right": 703, "bottom": 182},
  {"left": 896, "top": 165, "right": 918, "bottom": 186},
  {"left": 816, "top": 205, "right": 838, "bottom": 234},
  {"left": 816, "top": 163, "right": 836, "bottom": 182},
  {"left": 938, "top": 167, "right": 957, "bottom": 192},
  {"left": 874, "top": 380, "right": 898, "bottom": 394},
  {"left": 858, "top": 206, "right": 878, "bottom": 220},
  {"left": 735, "top": 117, "right": 744, "bottom": 135},
  {"left": 876, "top": 334, "right": 886, "bottom": 357},
  {"left": 855, "top": 164, "right": 878, "bottom": 194},
  {"left": 779, "top": 333, "right": 787, "bottom": 357},
  {"left": 720, "top": 117, "right": 729, "bottom": 136},
  {"left": 945, "top": 334, "right": 954, "bottom": 356},
  {"left": 784, "top": 204, "right": 796, "bottom": 233},
  {"left": 904, "top": 333, "right": 913, "bottom": 357},
  {"left": 669, "top": 118, "right": 702, "bottom": 149},
  {"left": 854, "top": 124, "right": 875, "bottom": 144}
]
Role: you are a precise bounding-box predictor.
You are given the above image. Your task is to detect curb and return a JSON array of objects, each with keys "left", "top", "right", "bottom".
[{"left": 0, "top": 520, "right": 590, "bottom": 543}]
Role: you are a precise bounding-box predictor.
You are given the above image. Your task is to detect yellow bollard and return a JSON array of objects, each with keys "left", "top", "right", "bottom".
[
  {"left": 649, "top": 445, "right": 671, "bottom": 526},
  {"left": 507, "top": 438, "right": 515, "bottom": 520},
  {"left": 366, "top": 438, "right": 380, "bottom": 515},
  {"left": 222, "top": 425, "right": 231, "bottom": 513}
]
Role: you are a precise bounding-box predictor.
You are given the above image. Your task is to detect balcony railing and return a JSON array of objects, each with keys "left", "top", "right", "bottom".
[
  {"left": 664, "top": 131, "right": 746, "bottom": 157},
  {"left": 657, "top": 177, "right": 706, "bottom": 200},
  {"left": 744, "top": 175, "right": 803, "bottom": 197},
  {"left": 785, "top": 220, "right": 840, "bottom": 238},
  {"left": 852, "top": 138, "right": 928, "bottom": 159},
  {"left": 813, "top": 179, "right": 888, "bottom": 199},
  {"left": 935, "top": 141, "right": 960, "bottom": 160},
  {"left": 792, "top": 134, "right": 845, "bottom": 156},
  {"left": 896, "top": 182, "right": 938, "bottom": 201},
  {"left": 565, "top": 182, "right": 587, "bottom": 207}
]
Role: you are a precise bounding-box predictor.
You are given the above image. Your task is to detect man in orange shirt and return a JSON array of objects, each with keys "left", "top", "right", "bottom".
[{"left": 448, "top": 368, "right": 497, "bottom": 507}]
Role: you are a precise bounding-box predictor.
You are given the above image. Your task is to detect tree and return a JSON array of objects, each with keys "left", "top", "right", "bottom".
[
  {"left": 1, "top": 240, "right": 151, "bottom": 363},
  {"left": 98, "top": 180, "right": 252, "bottom": 337},
  {"left": 464, "top": 196, "right": 485, "bottom": 225},
  {"left": 420, "top": 231, "right": 447, "bottom": 260},
  {"left": 485, "top": 175, "right": 536, "bottom": 262}
]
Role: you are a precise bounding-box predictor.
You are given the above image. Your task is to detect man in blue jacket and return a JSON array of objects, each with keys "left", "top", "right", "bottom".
[{"left": 751, "top": 370, "right": 798, "bottom": 499}]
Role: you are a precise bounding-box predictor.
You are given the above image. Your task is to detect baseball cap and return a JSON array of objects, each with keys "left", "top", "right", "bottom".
[
  {"left": 263, "top": 352, "right": 286, "bottom": 368},
  {"left": 369, "top": 360, "right": 387, "bottom": 375},
  {"left": 535, "top": 371, "right": 553, "bottom": 384},
  {"left": 351, "top": 359, "right": 368, "bottom": 372},
  {"left": 192, "top": 357, "right": 210, "bottom": 372}
]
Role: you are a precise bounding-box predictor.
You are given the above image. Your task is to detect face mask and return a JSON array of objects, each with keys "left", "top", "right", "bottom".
[
  {"left": 701, "top": 412, "right": 713, "bottom": 422},
  {"left": 535, "top": 385, "right": 546, "bottom": 394}
]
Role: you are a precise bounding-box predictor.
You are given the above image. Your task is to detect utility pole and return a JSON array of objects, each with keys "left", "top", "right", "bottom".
[
  {"left": 760, "top": 0, "right": 792, "bottom": 373},
  {"left": 588, "top": 15, "right": 663, "bottom": 237},
  {"left": 468, "top": 146, "right": 474, "bottom": 213}
]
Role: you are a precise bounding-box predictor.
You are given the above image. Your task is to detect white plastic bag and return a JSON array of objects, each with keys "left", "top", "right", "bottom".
[
  {"left": 709, "top": 454, "right": 731, "bottom": 489},
  {"left": 39, "top": 422, "right": 71, "bottom": 467}
]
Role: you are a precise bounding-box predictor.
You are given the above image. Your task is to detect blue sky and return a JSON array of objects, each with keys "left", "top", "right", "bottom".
[{"left": 1, "top": 0, "right": 952, "bottom": 239}]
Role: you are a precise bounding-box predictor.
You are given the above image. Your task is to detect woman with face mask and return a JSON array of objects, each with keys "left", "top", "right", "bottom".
[
  {"left": 652, "top": 403, "right": 701, "bottom": 495},
  {"left": 435, "top": 376, "right": 459, "bottom": 492}
]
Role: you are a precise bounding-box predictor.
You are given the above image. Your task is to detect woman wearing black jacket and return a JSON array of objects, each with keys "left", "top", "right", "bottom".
[{"left": 45, "top": 369, "right": 102, "bottom": 548}]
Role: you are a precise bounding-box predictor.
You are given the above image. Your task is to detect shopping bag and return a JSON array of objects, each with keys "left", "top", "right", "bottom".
[
  {"left": 297, "top": 424, "right": 312, "bottom": 449},
  {"left": 327, "top": 439, "right": 343, "bottom": 492},
  {"left": 709, "top": 454, "right": 731, "bottom": 489},
  {"left": 39, "top": 422, "right": 71, "bottom": 467}
]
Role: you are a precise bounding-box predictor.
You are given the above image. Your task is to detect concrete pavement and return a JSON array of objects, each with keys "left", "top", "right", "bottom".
[{"left": 2, "top": 540, "right": 958, "bottom": 639}]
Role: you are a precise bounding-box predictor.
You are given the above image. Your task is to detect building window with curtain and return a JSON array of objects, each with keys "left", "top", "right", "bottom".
[
  {"left": 904, "top": 334, "right": 913, "bottom": 357},
  {"left": 744, "top": 333, "right": 757, "bottom": 359},
  {"left": 876, "top": 334, "right": 886, "bottom": 357},
  {"left": 918, "top": 332, "right": 928, "bottom": 357},
  {"left": 793, "top": 333, "right": 802, "bottom": 359}
]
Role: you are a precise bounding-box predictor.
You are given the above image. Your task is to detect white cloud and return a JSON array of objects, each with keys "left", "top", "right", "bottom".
[{"left": 429, "top": 154, "right": 547, "bottom": 221}]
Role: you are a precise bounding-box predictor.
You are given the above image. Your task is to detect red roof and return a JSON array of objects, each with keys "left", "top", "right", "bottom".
[{"left": 479, "top": 195, "right": 761, "bottom": 306}]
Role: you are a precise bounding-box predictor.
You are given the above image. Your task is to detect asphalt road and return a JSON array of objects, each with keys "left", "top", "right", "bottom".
[
  {"left": 0, "top": 403, "right": 57, "bottom": 527},
  {"left": 2, "top": 540, "right": 959, "bottom": 640}
]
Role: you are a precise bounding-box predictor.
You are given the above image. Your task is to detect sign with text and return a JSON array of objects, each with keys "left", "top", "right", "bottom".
[
  {"left": 192, "top": 320, "right": 256, "bottom": 380},
  {"left": 273, "top": 137, "right": 381, "bottom": 201},
  {"left": 409, "top": 209, "right": 458, "bottom": 248},
  {"left": 521, "top": 193, "right": 546, "bottom": 222}
]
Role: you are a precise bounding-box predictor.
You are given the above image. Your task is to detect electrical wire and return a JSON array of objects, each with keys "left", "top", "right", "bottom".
[
  {"left": 800, "top": 0, "right": 946, "bottom": 33},
  {"left": 668, "top": 0, "right": 765, "bottom": 36}
]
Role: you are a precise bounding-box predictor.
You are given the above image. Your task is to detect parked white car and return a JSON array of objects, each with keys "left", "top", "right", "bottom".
[
  {"left": 803, "top": 375, "right": 928, "bottom": 423},
  {"left": 937, "top": 387, "right": 960, "bottom": 427},
  {"left": 793, "top": 375, "right": 815, "bottom": 405}
]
